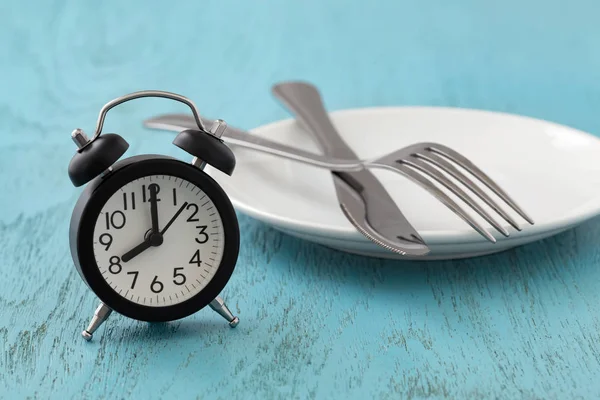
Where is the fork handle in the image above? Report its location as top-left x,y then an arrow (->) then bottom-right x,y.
272,82 -> 357,159
220,123 -> 363,170
143,114 -> 363,170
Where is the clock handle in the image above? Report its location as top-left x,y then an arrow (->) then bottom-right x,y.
77,90 -> 209,151
68,90 -> 213,187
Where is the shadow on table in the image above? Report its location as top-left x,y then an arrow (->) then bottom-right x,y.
109,319 -> 237,343
257,215 -> 600,295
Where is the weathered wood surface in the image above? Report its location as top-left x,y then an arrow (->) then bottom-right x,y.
2,1 -> 600,398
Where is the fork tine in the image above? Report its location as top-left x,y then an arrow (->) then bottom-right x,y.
425,143 -> 534,225
415,151 -> 522,231
403,158 -> 510,237
390,163 -> 497,243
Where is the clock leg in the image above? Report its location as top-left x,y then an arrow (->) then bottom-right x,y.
209,296 -> 239,327
81,302 -> 113,341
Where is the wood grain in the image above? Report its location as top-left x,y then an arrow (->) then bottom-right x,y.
2,0 -> 600,398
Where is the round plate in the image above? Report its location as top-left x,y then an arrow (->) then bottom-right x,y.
205,107 -> 600,260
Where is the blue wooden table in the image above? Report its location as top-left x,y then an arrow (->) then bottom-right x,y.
2,1 -> 600,398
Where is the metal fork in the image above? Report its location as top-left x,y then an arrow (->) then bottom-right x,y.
345,141 -> 534,242
145,115 -> 534,243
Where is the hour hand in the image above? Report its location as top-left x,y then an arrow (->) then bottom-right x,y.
121,230 -> 164,262
121,240 -> 152,263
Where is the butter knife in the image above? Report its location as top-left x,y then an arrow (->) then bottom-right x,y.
271,81 -> 429,256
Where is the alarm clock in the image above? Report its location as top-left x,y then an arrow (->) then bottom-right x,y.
68,90 -> 240,341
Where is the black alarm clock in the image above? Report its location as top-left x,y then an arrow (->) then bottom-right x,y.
68,91 -> 240,341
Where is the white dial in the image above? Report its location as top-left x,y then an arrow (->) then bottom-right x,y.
92,174 -> 224,307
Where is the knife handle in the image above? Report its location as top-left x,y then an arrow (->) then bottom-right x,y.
271,81 -> 357,159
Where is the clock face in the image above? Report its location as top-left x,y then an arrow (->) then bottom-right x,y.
92,174 -> 225,307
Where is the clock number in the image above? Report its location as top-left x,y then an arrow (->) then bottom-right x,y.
150,275 -> 164,293
105,211 -> 126,230
186,203 -> 199,222
123,192 -> 136,210
142,184 -> 161,202
173,188 -> 177,206
172,268 -> 186,285
108,256 -> 122,274
189,249 -> 202,266
195,225 -> 209,244
127,271 -> 139,289
99,233 -> 113,251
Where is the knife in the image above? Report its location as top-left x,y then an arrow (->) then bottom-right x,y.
271,81 -> 429,256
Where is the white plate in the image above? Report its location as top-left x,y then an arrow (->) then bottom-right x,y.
205,107 -> 600,259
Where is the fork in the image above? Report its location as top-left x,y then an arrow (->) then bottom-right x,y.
331,141 -> 534,242
145,115 -> 534,243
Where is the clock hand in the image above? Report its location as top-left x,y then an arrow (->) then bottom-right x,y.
121,230 -> 164,262
122,195 -> 183,263
121,184 -> 162,263
161,201 -> 189,235
148,183 -> 160,233
121,239 -> 152,262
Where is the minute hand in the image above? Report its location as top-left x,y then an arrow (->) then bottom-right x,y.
161,202 -> 188,235
149,184 -> 160,233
